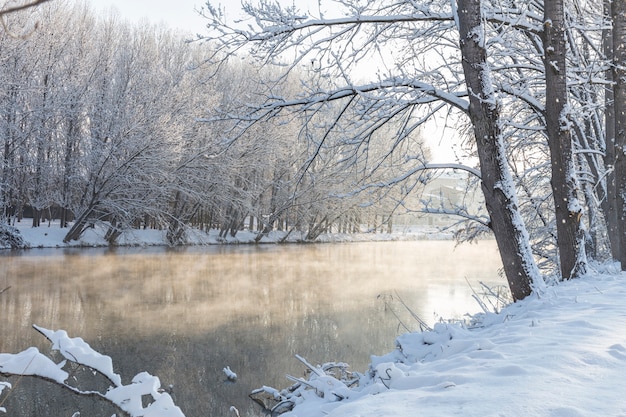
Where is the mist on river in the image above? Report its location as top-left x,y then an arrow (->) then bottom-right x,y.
0,240 -> 503,416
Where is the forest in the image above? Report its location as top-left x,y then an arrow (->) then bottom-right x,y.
0,0 -> 419,248
1,0 -> 625,300
1,1 -> 626,416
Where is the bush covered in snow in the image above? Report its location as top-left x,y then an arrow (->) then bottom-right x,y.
0,223 -> 27,249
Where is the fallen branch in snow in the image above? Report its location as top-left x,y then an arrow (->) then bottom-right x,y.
252,324 -> 470,414
250,357 -> 359,415
0,325 -> 185,417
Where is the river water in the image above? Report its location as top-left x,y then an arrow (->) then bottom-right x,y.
0,240 -> 503,416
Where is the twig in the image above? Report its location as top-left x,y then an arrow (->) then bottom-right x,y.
466,277 -> 490,314
0,286 -> 10,295
380,297 -> 412,333
0,0 -> 51,16
294,354 -> 324,377
31,325 -> 121,388
0,349 -> 37,410
394,291 -> 432,332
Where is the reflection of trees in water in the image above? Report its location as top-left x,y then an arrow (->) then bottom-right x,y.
0,242 -> 500,416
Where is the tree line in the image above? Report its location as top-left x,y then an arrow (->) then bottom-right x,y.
0,0 -> 416,246
202,0 -> 626,299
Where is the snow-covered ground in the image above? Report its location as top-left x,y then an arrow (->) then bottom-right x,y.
272,265 -> 626,417
7,220 -> 452,248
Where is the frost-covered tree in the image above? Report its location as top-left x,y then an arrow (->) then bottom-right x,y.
199,0 -> 619,294
456,0 -> 540,298
200,0 -> 551,299
0,0 -> 409,245
611,0 -> 626,269
603,0 -> 619,260
541,0 -> 587,278
62,16 -> 179,243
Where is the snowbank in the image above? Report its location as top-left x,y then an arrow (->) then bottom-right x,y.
266,265 -> 626,417
4,220 -> 453,249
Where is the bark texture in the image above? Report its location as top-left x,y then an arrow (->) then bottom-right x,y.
612,0 -> 626,269
542,0 -> 587,279
457,0 -> 540,300
603,0 -> 619,260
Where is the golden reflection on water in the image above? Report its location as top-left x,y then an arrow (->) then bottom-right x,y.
0,241 -> 503,416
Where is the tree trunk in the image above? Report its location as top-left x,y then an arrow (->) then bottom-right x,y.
457,0 -> 541,301
63,205 -> 95,243
611,0 -> 626,269
542,0 -> 587,279
255,172 -> 282,242
602,0 -> 619,260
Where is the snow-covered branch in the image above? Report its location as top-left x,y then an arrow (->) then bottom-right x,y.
242,13 -> 455,41
0,326 -> 185,417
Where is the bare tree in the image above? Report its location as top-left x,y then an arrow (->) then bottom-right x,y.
541,0 -> 587,278
457,0 -> 540,299
201,0 -> 547,299
612,0 -> 626,268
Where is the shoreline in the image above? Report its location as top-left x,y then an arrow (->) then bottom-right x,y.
3,220 -> 458,251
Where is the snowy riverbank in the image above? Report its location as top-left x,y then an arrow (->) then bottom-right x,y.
5,220 -> 454,249
271,265 -> 626,417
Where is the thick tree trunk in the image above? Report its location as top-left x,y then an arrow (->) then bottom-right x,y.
457,0 -> 541,301
612,0 -> 626,269
603,0 -> 619,260
63,205 -> 95,243
542,0 -> 587,279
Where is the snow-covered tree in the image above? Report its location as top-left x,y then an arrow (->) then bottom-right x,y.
611,0 -> 626,269
542,0 -> 587,278
200,0 -> 550,299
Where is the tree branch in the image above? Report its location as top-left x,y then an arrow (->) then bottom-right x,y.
0,0 -> 51,16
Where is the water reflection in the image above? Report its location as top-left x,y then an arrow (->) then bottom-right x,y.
0,241 -> 503,416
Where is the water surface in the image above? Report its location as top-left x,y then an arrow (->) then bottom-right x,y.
0,240 -> 504,416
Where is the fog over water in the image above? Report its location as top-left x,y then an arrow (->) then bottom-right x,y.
0,240 -> 503,416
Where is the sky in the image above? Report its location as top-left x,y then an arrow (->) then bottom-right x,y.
87,0 -> 209,35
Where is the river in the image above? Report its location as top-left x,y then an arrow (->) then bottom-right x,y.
0,240 -> 504,416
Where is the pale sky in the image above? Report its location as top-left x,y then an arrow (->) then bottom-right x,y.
87,0 -> 208,35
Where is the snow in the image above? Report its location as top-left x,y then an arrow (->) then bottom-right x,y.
5,219 -> 453,249
223,366 -> 238,381
0,382 -> 6,413
105,372 -> 184,417
0,347 -> 68,384
1,325 -> 184,417
33,325 -> 122,387
271,266 -> 626,417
